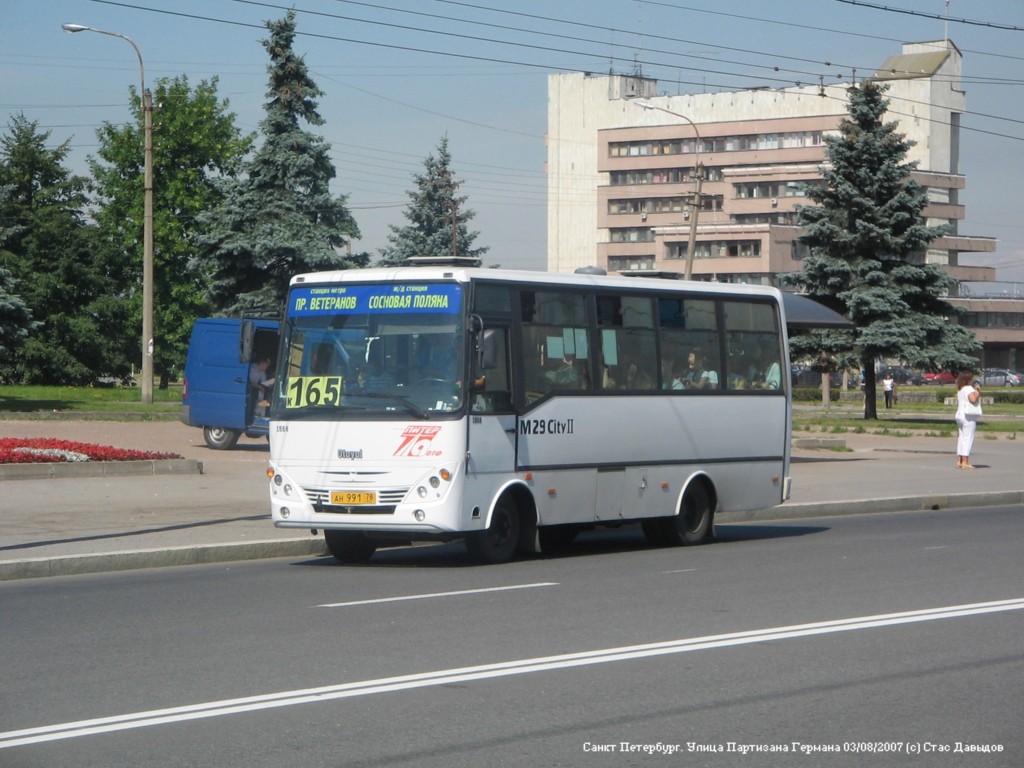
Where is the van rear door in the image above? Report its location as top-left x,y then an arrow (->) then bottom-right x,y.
184,320 -> 250,431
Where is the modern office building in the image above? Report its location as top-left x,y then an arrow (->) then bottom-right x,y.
546,40 -> 1022,368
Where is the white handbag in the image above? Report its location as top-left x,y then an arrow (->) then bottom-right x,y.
963,396 -> 983,419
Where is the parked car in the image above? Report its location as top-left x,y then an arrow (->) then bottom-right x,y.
790,364 -> 835,387
878,367 -> 923,385
923,371 -> 956,385
978,368 -> 1021,387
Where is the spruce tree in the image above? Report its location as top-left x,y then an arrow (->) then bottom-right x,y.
0,116 -> 125,384
786,82 -> 978,419
0,187 -> 35,363
379,137 -> 487,266
194,10 -> 360,315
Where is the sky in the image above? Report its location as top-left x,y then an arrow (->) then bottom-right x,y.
3,0 -> 1024,286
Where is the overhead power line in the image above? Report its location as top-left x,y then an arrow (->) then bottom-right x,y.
834,0 -> 1024,32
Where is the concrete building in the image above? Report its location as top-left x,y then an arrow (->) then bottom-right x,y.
546,40 -> 1022,369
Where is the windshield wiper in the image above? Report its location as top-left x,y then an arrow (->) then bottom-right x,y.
352,392 -> 431,420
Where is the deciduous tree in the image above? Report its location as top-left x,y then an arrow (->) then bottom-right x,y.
91,76 -> 253,387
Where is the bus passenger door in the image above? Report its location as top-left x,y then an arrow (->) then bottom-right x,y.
466,327 -> 517,484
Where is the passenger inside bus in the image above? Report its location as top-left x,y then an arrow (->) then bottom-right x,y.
684,347 -> 719,389
544,352 -> 582,388
758,345 -> 782,389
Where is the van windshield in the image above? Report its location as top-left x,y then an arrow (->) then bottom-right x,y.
272,282 -> 465,419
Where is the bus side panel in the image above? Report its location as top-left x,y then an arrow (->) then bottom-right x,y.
517,395 -> 788,515
528,468 -> 598,527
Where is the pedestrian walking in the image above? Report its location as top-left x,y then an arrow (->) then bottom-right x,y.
883,371 -> 895,409
954,371 -> 982,469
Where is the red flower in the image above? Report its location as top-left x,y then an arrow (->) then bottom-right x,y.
0,438 -> 184,464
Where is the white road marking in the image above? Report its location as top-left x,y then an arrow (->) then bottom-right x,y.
3,596 -> 1023,750
317,582 -> 560,608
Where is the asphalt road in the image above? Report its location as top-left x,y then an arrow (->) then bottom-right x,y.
2,506 -> 1022,768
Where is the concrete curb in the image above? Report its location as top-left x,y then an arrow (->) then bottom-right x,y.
3,490 -> 1022,581
0,538 -> 328,581
0,459 -> 203,480
718,490 -> 1024,522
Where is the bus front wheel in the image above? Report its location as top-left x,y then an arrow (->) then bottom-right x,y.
324,530 -> 377,564
466,496 -> 520,564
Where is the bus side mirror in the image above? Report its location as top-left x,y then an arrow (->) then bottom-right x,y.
479,328 -> 499,371
240,320 -> 255,363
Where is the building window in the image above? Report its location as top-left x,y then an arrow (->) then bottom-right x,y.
668,240 -> 762,260
609,256 -> 656,272
609,227 -> 655,243
609,130 -> 824,159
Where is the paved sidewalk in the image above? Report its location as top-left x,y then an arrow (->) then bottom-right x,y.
1,418 -> 1022,580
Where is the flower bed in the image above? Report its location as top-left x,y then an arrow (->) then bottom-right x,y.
0,438 -> 183,464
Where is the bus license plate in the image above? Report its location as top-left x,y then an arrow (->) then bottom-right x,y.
330,491 -> 376,506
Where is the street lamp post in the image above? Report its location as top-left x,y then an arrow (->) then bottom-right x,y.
62,23 -> 154,404
633,100 -> 704,280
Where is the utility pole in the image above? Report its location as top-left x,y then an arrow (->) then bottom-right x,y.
633,100 -> 704,280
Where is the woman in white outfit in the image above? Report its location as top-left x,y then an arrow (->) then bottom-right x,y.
954,371 -> 982,469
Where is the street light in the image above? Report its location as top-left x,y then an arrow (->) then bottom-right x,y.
62,23 -> 154,404
633,99 -> 704,280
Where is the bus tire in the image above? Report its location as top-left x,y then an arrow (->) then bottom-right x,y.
666,481 -> 713,546
203,426 -> 239,450
465,495 -> 520,564
324,530 -> 377,564
538,524 -> 579,552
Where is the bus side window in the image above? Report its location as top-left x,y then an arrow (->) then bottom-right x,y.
598,295 -> 657,391
521,290 -> 590,398
723,301 -> 782,391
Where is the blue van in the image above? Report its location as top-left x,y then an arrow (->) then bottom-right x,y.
180,317 -> 280,449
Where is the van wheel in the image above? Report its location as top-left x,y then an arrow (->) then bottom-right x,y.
665,482 -> 713,546
465,495 -> 520,564
203,426 -> 240,450
324,530 -> 377,564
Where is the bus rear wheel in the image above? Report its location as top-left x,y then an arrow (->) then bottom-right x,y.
465,495 -> 520,564
324,530 -> 377,564
644,482 -> 713,547
668,482 -> 712,546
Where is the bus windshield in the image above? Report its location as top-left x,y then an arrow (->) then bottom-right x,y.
273,281 -> 465,419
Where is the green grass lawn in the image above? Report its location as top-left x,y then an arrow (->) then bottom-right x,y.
2,384 -> 1022,436
794,398 -> 1024,438
0,384 -> 181,416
